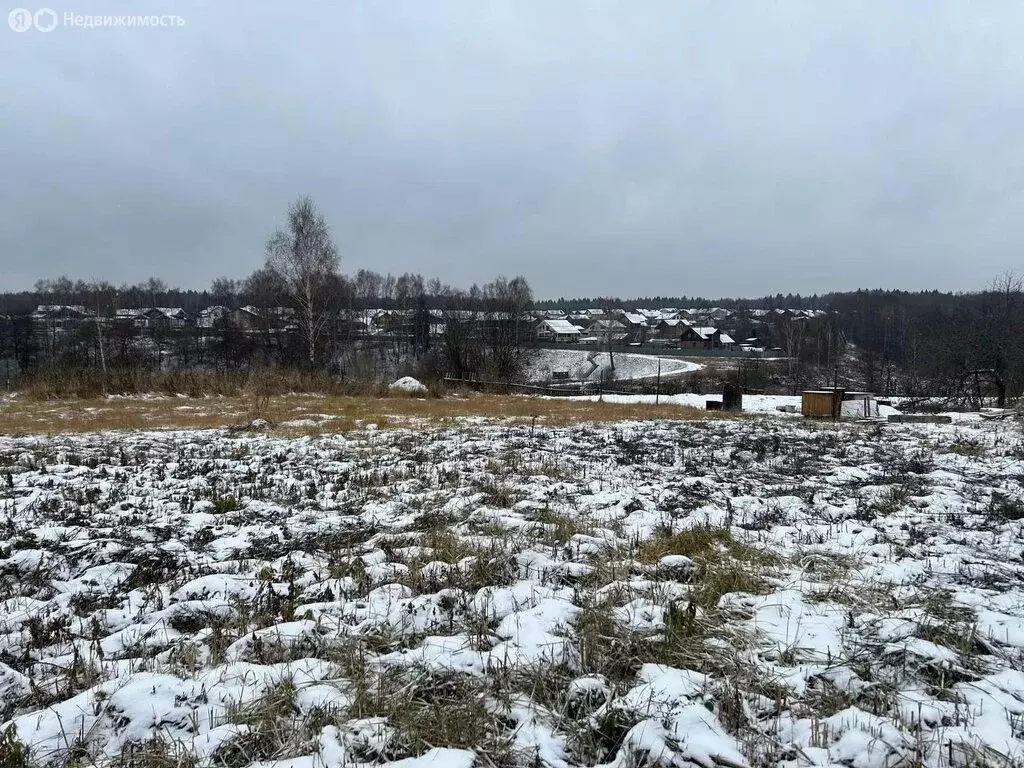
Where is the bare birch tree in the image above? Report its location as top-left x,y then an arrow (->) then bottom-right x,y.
986,270 -> 1023,405
264,196 -> 340,367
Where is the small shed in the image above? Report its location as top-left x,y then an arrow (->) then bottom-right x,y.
802,389 -> 879,419
802,390 -> 842,418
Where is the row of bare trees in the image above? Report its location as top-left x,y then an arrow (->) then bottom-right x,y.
1,197 -> 537,385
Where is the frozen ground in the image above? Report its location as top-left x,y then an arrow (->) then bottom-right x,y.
2,414 -> 1024,768
526,349 -> 700,383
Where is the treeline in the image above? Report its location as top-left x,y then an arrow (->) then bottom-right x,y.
0,273 -> 538,385
0,197 -> 538,389
534,294 -> 827,310
4,272 -> 529,316
824,279 -> 1024,405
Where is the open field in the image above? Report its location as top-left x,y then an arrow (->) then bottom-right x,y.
0,393 -> 723,435
2,405 -> 1024,768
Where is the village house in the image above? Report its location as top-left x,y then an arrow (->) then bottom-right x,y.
566,311 -> 591,327
157,308 -> 189,329
653,318 -> 685,338
535,318 -> 582,343
226,306 -> 263,332
114,307 -> 189,331
197,306 -> 230,329
613,311 -> 648,343
31,305 -> 95,329
678,325 -> 735,350
587,318 -> 629,344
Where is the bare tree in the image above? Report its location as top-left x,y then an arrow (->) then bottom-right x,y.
986,270 -> 1023,406
438,288 -> 480,379
507,276 -> 534,352
210,277 -> 238,307
143,277 -> 167,307
53,275 -> 75,301
264,196 -> 341,367
354,269 -> 382,330
477,276 -> 536,381
242,267 -> 287,308
87,280 -> 115,381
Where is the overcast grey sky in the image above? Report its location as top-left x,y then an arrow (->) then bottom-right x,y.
3,1 -> 1024,298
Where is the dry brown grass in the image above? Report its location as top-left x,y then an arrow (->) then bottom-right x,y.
15,368 -> 357,400
0,392 -> 734,434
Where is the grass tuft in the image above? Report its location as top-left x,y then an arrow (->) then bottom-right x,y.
639,526 -> 778,607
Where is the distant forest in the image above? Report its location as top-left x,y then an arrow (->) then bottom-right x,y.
533,294 -> 827,310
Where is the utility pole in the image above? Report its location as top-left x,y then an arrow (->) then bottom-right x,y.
93,289 -> 107,387
655,357 -> 661,405
832,313 -> 840,392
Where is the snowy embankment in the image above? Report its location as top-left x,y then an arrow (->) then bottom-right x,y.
2,416 -> 1024,767
526,348 -> 701,383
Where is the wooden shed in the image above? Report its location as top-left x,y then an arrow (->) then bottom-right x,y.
801,390 -> 843,418
802,389 -> 879,419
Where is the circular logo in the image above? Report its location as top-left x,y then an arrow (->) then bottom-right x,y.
8,7 -> 33,31
33,7 -> 56,31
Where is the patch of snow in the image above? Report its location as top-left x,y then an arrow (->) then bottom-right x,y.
389,376 -> 428,394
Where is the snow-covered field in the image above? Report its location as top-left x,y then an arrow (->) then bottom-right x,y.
526,349 -> 700,383
3,414 -> 1024,768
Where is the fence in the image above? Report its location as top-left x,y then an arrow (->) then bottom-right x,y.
442,377 -> 644,398
531,341 -> 755,359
